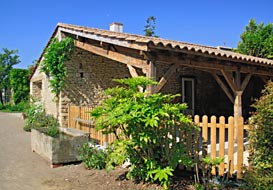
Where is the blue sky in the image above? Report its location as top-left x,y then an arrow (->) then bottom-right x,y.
1,0 -> 273,69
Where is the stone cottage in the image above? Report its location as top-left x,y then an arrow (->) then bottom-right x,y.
30,22 -> 273,127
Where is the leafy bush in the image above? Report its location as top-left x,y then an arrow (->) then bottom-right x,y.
105,140 -> 127,171
242,170 -> 273,190
91,77 -> 195,189
246,81 -> 273,189
79,142 -> 109,170
0,101 -> 30,112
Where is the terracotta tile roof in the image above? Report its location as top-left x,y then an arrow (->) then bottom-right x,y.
58,23 -> 273,66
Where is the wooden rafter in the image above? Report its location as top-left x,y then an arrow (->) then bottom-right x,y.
221,69 -> 237,93
154,64 -> 179,93
212,74 -> 234,103
241,73 -> 252,92
60,27 -> 148,51
127,65 -> 139,77
127,65 -> 144,92
75,40 -> 147,69
151,52 -> 273,76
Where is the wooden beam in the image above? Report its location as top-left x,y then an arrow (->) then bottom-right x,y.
154,64 -> 179,93
221,70 -> 237,93
149,44 -> 273,69
241,73 -> 252,92
60,27 -> 148,51
146,61 -> 156,94
75,40 -> 147,69
127,65 -> 139,77
127,65 -> 144,92
235,70 -> 241,89
212,74 -> 234,103
150,52 -> 273,76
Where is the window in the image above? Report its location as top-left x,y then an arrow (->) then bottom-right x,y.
182,78 -> 195,115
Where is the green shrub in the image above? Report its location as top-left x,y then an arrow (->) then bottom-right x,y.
0,101 -> 30,112
243,170 -> 273,190
91,77 -> 195,189
245,81 -> 273,189
79,142 -> 109,170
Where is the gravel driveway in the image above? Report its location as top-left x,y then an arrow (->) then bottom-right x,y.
0,112 -> 85,190
0,112 -> 163,190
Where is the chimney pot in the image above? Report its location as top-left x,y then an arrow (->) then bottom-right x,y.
109,22 -> 123,32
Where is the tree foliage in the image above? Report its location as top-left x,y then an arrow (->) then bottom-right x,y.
91,77 -> 195,189
0,48 -> 20,104
41,37 -> 74,98
237,19 -> 273,59
246,81 -> 273,189
250,81 -> 273,172
144,16 -> 159,37
9,68 -> 30,104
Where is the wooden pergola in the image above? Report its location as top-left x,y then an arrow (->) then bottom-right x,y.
55,23 -> 273,119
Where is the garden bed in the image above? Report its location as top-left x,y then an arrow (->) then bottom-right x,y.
31,127 -> 89,166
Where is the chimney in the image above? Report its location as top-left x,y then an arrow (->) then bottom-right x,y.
109,22 -> 123,32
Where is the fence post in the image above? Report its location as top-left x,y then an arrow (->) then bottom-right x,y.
194,115 -> 200,167
211,116 -> 217,175
228,116 -> 234,177
236,116 -> 244,179
202,115 -> 208,159
219,116 -> 225,175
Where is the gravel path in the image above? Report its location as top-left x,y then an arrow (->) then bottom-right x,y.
0,112 -> 163,190
0,112 -> 82,190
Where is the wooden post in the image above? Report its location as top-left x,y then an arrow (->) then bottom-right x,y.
146,61 -> 156,95
202,115 -> 208,158
228,117 -> 234,177
211,116 -> 217,174
234,91 -> 242,141
236,116 -> 244,179
234,91 -> 242,118
219,116 -> 225,175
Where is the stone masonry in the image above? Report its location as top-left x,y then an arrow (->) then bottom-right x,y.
59,47 -> 131,126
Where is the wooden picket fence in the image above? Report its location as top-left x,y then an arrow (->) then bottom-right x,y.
68,105 -> 249,179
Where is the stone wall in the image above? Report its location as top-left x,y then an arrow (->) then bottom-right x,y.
60,47 -> 131,126
30,63 -> 58,117
32,81 -> 42,101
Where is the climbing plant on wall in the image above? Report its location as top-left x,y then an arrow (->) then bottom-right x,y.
41,37 -> 74,98
41,37 -> 74,119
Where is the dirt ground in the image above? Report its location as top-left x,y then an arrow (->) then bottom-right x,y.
0,112 -> 195,190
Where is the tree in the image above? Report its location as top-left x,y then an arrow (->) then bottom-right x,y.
236,19 -> 273,59
9,68 -> 30,104
0,48 -> 20,104
144,16 -> 159,37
